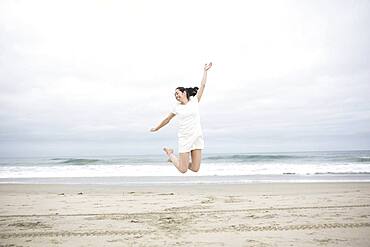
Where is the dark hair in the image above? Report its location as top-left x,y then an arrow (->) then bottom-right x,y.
176,86 -> 199,100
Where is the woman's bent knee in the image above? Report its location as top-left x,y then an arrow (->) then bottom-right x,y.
179,167 -> 188,173
178,152 -> 190,174
190,167 -> 200,172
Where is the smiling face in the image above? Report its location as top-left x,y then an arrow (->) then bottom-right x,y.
174,89 -> 186,102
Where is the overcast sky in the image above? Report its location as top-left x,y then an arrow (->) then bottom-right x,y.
0,0 -> 369,157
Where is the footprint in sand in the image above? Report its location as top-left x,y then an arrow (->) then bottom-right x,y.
224,196 -> 242,203
201,196 -> 216,204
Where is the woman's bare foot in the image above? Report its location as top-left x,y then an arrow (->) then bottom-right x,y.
163,147 -> 174,155
163,147 -> 174,162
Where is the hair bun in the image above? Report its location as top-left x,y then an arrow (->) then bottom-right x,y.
189,87 -> 199,96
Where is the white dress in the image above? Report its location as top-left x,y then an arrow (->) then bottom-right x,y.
172,95 -> 204,153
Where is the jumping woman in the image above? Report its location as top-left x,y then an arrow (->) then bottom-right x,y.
150,62 -> 212,173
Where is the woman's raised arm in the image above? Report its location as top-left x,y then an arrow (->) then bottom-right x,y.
197,62 -> 212,102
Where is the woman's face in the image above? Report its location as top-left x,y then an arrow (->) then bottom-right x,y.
174,89 -> 185,102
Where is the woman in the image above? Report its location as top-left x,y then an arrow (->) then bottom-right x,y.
150,62 -> 212,173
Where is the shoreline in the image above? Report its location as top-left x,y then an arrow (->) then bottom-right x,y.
1,173 -> 370,186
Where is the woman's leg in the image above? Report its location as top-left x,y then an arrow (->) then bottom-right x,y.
163,147 -> 189,173
189,149 -> 202,172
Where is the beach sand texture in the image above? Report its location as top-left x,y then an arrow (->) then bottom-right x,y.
1,183 -> 370,246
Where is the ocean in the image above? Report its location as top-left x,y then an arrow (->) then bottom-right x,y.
1,150 -> 370,185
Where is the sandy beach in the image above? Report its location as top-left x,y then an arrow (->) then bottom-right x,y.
1,182 -> 370,246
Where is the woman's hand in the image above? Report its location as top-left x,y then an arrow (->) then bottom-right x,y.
150,127 -> 158,132
204,62 -> 212,71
